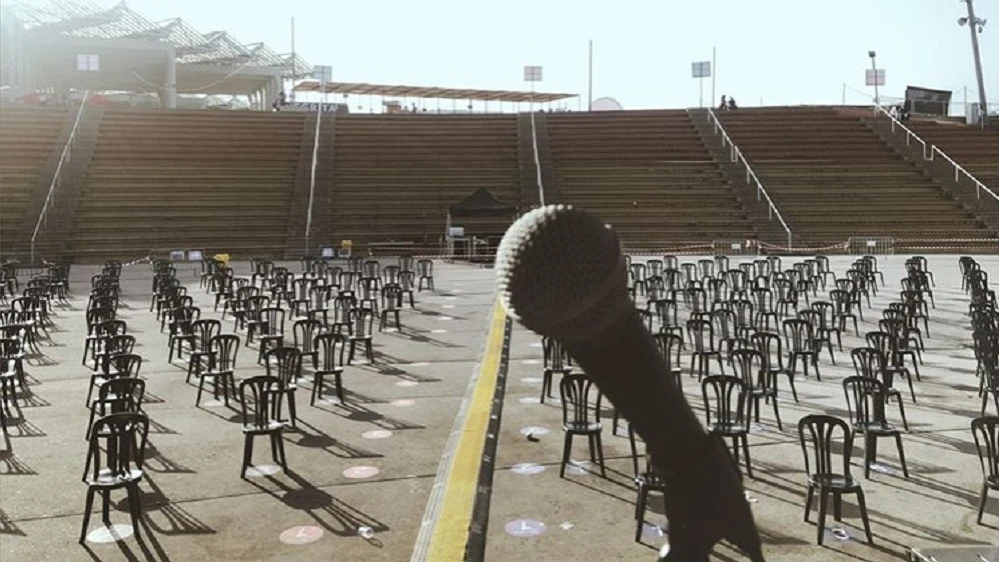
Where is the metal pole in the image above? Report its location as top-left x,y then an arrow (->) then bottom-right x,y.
290,17 -> 296,103
699,76 -> 704,108
842,83 -> 846,105
870,55 -> 880,106
964,0 -> 989,127
587,40 -> 593,110
711,46 -> 716,107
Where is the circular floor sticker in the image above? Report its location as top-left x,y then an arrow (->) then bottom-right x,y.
828,528 -> 851,541
343,466 -> 379,479
383,328 -> 399,333
505,519 -> 547,538
518,397 -> 541,404
279,525 -> 324,545
566,461 -> 592,476
362,429 -> 393,440
511,463 -> 546,475
390,399 -> 415,407
438,316 -> 454,321
87,524 -> 134,544
870,463 -> 895,475
395,380 -> 419,388
401,362 -> 431,367
432,329 -> 448,334
521,377 -> 543,384
442,304 -> 455,309
245,464 -> 282,477
521,359 -> 541,365
200,399 -> 225,408
519,426 -> 550,437
445,296 -> 458,301
529,342 -> 543,348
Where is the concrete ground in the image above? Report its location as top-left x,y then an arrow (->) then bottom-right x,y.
1,254 -> 997,562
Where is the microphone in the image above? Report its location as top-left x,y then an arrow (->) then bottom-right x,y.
496,205 -> 765,562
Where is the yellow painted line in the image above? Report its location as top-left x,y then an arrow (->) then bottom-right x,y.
425,298 -> 507,561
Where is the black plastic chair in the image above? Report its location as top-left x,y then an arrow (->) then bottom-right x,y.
195,334 -> 240,406
843,376 -> 910,479
559,374 -> 606,478
264,347 -> 302,429
541,336 -> 573,404
799,414 -> 873,545
79,413 -> 149,543
701,375 -> 753,477
851,347 -> 909,431
312,332 -> 348,404
238,375 -> 288,478
972,416 -> 999,525
730,348 -> 782,431
86,378 -> 145,440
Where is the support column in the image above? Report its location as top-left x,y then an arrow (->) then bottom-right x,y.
163,46 -> 177,109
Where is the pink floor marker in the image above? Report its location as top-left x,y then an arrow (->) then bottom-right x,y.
279,525 -> 324,545
343,466 -> 380,479
505,519 -> 546,538
395,380 -> 419,388
362,429 -> 393,440
390,399 -> 416,407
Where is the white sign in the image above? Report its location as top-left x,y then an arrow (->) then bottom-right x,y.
313,65 -> 332,84
865,69 -> 885,86
691,61 -> 712,78
169,250 -> 185,261
524,65 -> 543,82
866,240 -> 877,247
188,250 -> 203,261
284,101 -> 339,113
321,247 -> 334,258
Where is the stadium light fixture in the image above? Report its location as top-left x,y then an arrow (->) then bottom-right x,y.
867,51 -> 880,106
958,0 -> 989,127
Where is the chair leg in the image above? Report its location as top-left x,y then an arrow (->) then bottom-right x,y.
857,490 -> 874,544
241,434 -> 254,478
127,483 -> 142,540
864,434 -> 874,479
335,371 -> 344,402
741,434 -> 753,478
894,433 -> 910,478
771,393 -> 783,431
311,374 -> 322,405
978,482 -> 990,524
80,487 -> 96,543
896,395 -> 910,431
635,484 -> 648,542
816,490 -> 829,545
101,489 -> 111,526
833,493 -> 842,522
195,376 -> 206,406
594,432 -> 607,478
560,433 -> 573,478
804,485 -> 814,522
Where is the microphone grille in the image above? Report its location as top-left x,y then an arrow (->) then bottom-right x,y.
495,205 -> 630,342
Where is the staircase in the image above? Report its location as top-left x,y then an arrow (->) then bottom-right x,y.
18,105 -> 103,262
284,112 -> 335,259
864,115 -> 999,235
517,111 -> 556,208
687,108 -> 791,247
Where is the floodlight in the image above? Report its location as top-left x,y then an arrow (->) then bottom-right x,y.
868,50 -> 876,58
958,16 -> 968,25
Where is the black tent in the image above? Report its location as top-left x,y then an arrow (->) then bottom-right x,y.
448,188 -> 517,216
445,188 -> 517,262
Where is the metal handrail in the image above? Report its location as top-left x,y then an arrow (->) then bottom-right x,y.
31,91 -> 89,263
304,109 -> 322,256
871,104 -> 932,159
872,103 -> 999,203
530,109 -> 545,205
705,108 -> 793,249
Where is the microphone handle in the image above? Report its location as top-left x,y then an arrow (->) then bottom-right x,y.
560,308 -> 765,562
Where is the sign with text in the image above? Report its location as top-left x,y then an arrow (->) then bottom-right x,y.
691,61 -> 711,78
523,66 -> 543,82
283,101 -> 343,113
865,69 -> 885,86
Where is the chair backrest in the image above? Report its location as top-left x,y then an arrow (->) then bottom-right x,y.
83,413 -> 149,482
191,319 -> 222,349
107,353 -> 143,378
701,375 -> 748,429
352,308 -> 375,338
782,318 -> 814,352
294,318 -> 323,352
265,346 -> 302,384
653,332 -> 682,372
850,347 -> 885,379
239,375 -> 284,430
842,375 -> 888,426
798,414 -> 853,478
729,348 -> 763,388
417,259 -> 433,277
314,332 -> 347,371
210,334 -> 240,371
261,307 -> 285,334
96,378 -> 145,414
686,318 -> 715,352
559,373 -> 602,427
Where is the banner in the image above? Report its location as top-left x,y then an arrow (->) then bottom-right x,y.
282,101 -> 346,114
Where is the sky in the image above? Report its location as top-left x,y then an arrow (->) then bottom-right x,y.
8,0 -> 998,110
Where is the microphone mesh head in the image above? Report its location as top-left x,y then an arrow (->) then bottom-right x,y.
495,205 -> 631,343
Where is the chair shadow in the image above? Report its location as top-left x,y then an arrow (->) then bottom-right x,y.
0,448 -> 36,475
248,469 -> 390,539
3,416 -> 46,438
113,476 -> 216,537
330,402 -> 425,431
146,418 -> 178,435
0,508 -> 25,536
291,419 -> 384,460
144,443 -> 197,475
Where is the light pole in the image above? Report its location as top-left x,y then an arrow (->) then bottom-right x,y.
958,0 -> 989,127
868,51 -> 880,106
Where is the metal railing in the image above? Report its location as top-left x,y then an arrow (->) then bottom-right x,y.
31,91 -> 89,263
871,104 -> 932,159
530,109 -> 546,205
705,108 -> 793,249
871,103 -> 999,222
304,108 -> 322,256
